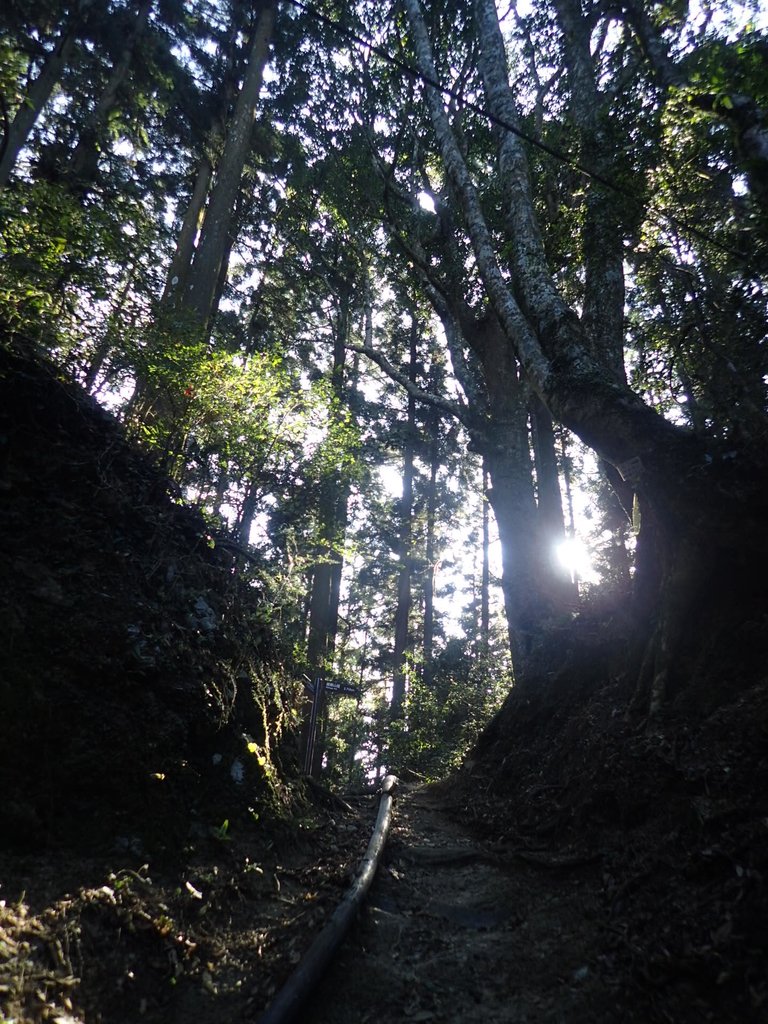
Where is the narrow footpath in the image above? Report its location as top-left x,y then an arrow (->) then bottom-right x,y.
305,784 -> 618,1024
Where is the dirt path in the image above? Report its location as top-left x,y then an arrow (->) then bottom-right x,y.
304,784 -> 619,1024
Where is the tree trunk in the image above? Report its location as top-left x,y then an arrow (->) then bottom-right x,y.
391,316 -> 418,717
468,315 -> 573,672
161,155 -> 214,308
483,394 -> 544,669
66,0 -> 154,190
304,287 -> 355,773
182,0 -> 276,330
551,0 -> 627,382
405,0 -> 768,710
0,17 -> 81,186
305,562 -> 332,777
212,462 -> 229,519
160,0 -> 247,314
422,436 -> 439,688
307,561 -> 334,672
530,395 -> 578,603
237,480 -> 260,547
480,457 -> 490,652
404,0 -> 734,541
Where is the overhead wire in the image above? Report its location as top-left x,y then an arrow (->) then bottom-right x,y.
283,0 -> 751,263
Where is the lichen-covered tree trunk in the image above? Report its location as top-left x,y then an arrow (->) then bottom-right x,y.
551,0 -> 627,381
403,0 -> 768,706
403,0 -> 729,536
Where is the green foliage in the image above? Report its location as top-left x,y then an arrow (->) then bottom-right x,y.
386,644 -> 510,780
0,174 -> 168,371
685,27 -> 768,102
0,32 -> 28,110
0,183 -> 80,340
210,819 -> 232,842
322,696 -> 371,787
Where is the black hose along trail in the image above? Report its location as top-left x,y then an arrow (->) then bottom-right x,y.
256,775 -> 399,1024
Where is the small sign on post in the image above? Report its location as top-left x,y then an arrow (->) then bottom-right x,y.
324,679 -> 362,698
303,676 -> 325,776
302,676 -> 362,777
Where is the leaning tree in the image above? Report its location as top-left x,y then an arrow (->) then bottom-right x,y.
311,0 -> 768,704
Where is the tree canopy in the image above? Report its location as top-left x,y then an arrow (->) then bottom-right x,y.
1,0 -> 767,774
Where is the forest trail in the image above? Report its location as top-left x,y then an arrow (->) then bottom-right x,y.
305,784 -> 613,1024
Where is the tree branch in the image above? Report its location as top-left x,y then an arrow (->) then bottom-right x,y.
347,340 -> 475,430
403,0 -> 553,392
369,143 -> 493,421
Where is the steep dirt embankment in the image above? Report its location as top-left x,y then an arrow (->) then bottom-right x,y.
0,343 -> 375,1024
449,637 -> 768,1022
0,343 -> 289,850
